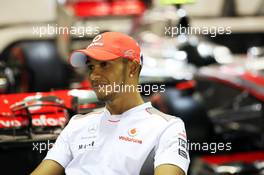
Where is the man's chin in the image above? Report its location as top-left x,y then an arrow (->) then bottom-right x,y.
95,92 -> 113,102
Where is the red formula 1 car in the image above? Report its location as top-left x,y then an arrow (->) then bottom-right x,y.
0,88 -> 103,175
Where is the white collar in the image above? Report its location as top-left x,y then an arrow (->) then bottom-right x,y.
103,102 -> 152,120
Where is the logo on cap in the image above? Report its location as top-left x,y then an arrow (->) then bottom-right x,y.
124,49 -> 136,59
88,34 -> 104,48
93,34 -> 102,42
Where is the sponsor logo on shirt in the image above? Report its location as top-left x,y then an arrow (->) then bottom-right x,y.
81,135 -> 96,139
178,138 -> 187,149
88,124 -> 98,134
128,128 -> 138,137
119,136 -> 142,144
178,148 -> 188,159
79,124 -> 98,141
119,128 -> 142,144
78,141 -> 95,150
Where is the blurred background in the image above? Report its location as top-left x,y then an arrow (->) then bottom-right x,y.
0,0 -> 264,175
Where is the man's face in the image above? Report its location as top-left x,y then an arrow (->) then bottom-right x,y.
86,58 -> 127,101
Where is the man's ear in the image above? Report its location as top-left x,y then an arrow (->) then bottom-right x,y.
129,60 -> 140,77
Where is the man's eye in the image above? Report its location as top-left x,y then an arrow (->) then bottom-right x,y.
87,65 -> 95,72
100,62 -> 108,68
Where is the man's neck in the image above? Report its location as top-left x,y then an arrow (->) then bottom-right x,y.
105,92 -> 144,115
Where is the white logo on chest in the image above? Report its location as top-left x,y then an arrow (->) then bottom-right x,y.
88,124 -> 98,134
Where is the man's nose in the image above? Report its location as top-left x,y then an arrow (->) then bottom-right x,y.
89,66 -> 101,80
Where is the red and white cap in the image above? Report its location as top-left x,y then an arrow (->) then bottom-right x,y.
69,32 -> 142,67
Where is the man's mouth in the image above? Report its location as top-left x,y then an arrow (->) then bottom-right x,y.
91,82 -> 109,89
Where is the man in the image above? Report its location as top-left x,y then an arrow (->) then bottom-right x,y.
31,32 -> 190,175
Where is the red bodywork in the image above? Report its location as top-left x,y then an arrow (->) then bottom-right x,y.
197,58 -> 264,101
0,90 -> 72,129
0,87 -> 98,130
70,0 -> 146,17
202,151 -> 264,165
196,151 -> 264,174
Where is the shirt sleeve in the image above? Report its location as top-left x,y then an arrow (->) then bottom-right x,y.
44,121 -> 73,168
154,119 -> 190,175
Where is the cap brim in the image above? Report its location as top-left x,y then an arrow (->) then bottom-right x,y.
69,49 -> 120,68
